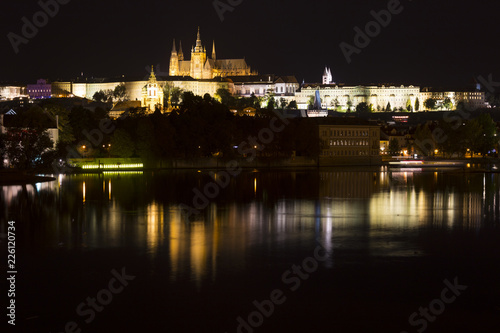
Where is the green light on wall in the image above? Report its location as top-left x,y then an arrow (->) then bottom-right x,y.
81,164 -> 144,169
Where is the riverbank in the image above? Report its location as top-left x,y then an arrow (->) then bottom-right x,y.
63,156 -> 382,173
0,169 -> 56,185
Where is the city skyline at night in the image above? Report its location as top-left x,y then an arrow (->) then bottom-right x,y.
2,0 -> 500,89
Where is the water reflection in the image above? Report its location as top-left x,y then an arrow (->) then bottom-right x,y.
1,169 -> 499,286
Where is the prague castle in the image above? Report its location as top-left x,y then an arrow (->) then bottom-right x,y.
3,27 -> 487,114
169,28 -> 255,79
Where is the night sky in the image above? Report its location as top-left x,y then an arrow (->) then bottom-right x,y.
2,0 -> 499,88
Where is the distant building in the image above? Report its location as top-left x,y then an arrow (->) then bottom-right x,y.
380,128 -> 408,155
230,74 -> 299,98
296,84 -> 420,111
419,88 -> 485,110
109,101 -> 142,119
0,85 -> 25,100
27,79 -> 52,99
322,67 -> 334,85
293,70 -> 488,112
51,81 -> 73,98
318,118 -> 381,165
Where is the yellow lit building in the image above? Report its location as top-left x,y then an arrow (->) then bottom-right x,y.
142,66 -> 164,112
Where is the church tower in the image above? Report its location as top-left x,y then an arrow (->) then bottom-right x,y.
143,66 -> 164,112
322,67 -> 333,85
169,39 -> 179,76
212,40 -> 216,60
190,27 -> 207,79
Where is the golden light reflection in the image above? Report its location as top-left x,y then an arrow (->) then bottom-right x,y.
169,211 -> 181,281
108,179 -> 112,200
190,222 -> 207,286
147,202 -> 164,255
254,177 -> 257,194
83,182 -> 86,203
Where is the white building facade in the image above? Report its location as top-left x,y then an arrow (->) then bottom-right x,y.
293,84 -> 486,111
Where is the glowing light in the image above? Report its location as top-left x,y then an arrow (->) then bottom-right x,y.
108,179 -> 112,200
83,182 -> 86,203
81,163 -> 144,169
102,171 -> 143,175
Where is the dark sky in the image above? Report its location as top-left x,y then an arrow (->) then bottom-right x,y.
1,0 -> 499,88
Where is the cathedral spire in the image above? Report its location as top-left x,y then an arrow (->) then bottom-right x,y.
150,65 -> 157,81
195,27 -> 203,52
212,40 -> 216,60
172,39 -> 177,54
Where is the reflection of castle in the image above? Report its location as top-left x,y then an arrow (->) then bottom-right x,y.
169,28 -> 255,79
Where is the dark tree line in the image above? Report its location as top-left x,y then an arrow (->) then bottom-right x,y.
414,113 -> 498,157
108,92 -> 319,160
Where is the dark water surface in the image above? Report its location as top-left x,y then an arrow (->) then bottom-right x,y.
1,168 -> 500,333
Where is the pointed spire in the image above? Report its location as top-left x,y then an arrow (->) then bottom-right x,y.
172,39 -> 177,54
195,27 -> 203,52
150,65 -> 157,81
178,40 -> 184,60
212,40 -> 216,60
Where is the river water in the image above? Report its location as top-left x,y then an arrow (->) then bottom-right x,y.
1,167 -> 499,332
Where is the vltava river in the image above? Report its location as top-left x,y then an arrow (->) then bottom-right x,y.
1,168 -> 499,332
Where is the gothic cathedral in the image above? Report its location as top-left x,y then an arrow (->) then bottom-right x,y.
169,28 -> 256,79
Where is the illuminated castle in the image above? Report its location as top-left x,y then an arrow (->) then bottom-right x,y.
169,28 -> 256,79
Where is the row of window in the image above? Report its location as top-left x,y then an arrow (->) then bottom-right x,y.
328,139 -> 370,147
236,86 -> 297,95
321,150 -> 373,157
322,129 -> 373,137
